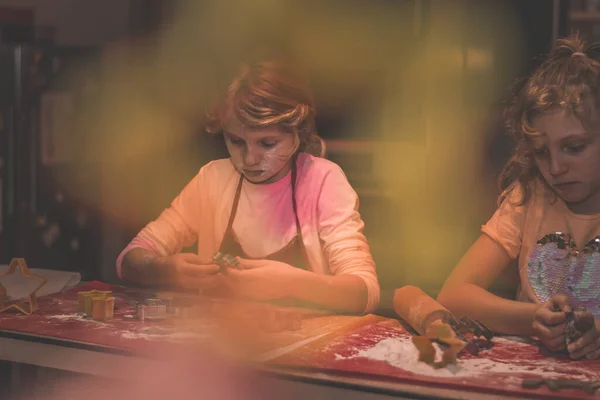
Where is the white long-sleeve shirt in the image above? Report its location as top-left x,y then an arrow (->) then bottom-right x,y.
116,152 -> 380,313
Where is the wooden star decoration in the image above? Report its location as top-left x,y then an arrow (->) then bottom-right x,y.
0,258 -> 48,314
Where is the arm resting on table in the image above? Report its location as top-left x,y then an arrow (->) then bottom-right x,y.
289,271 -> 369,314
437,234 -> 537,336
315,165 -> 380,314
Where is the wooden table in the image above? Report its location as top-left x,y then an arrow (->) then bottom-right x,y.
0,282 -> 598,400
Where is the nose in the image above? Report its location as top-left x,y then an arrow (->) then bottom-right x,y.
243,146 -> 260,167
549,153 -> 568,177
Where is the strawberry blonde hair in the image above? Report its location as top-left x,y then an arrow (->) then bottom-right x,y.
206,57 -> 325,157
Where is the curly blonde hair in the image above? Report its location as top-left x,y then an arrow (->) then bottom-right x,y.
206,58 -> 325,157
500,34 -> 600,205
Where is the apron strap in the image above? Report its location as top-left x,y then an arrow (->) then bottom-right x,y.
290,154 -> 303,241
220,155 -> 306,256
221,174 -> 244,246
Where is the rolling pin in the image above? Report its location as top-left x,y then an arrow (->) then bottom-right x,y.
393,285 -> 452,335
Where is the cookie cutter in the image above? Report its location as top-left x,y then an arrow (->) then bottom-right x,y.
0,258 -> 48,315
448,316 -> 494,355
212,252 -> 240,274
412,322 -> 467,368
126,298 -> 167,320
564,306 -> 595,352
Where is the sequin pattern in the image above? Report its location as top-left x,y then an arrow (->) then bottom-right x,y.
528,233 -> 600,318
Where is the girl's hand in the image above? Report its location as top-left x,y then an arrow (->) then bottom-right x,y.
223,258 -> 303,301
567,315 -> 600,360
161,253 -> 222,290
532,294 -> 572,352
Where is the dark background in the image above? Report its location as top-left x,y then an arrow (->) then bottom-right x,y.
0,0 -> 588,298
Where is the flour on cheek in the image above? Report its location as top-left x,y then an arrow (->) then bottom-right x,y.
256,142 -> 295,181
227,134 -> 297,183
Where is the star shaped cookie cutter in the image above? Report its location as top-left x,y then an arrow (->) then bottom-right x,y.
0,258 -> 48,314
412,316 -> 495,368
412,322 -> 467,368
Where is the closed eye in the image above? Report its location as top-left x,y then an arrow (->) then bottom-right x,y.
533,147 -> 548,157
260,141 -> 277,148
225,134 -> 245,146
563,144 -> 586,153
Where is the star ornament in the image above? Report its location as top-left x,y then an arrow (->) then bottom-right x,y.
0,258 -> 48,314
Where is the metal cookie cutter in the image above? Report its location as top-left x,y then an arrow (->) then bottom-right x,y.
563,306 -> 595,352
448,316 -> 494,355
125,298 -> 167,321
143,298 -> 167,320
212,252 -> 240,274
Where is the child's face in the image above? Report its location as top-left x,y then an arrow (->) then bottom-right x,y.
223,122 -> 297,184
531,110 -> 600,214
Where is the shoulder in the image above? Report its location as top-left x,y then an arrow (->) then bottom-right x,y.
192,158 -> 238,186
198,158 -> 236,178
297,153 -> 348,183
485,180 -> 547,242
499,180 -> 546,212
184,158 -> 237,198
296,153 -> 358,209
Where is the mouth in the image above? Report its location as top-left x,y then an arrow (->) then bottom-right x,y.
554,181 -> 579,189
242,169 -> 264,177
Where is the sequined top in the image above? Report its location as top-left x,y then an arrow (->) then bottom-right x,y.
482,183 -> 600,317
